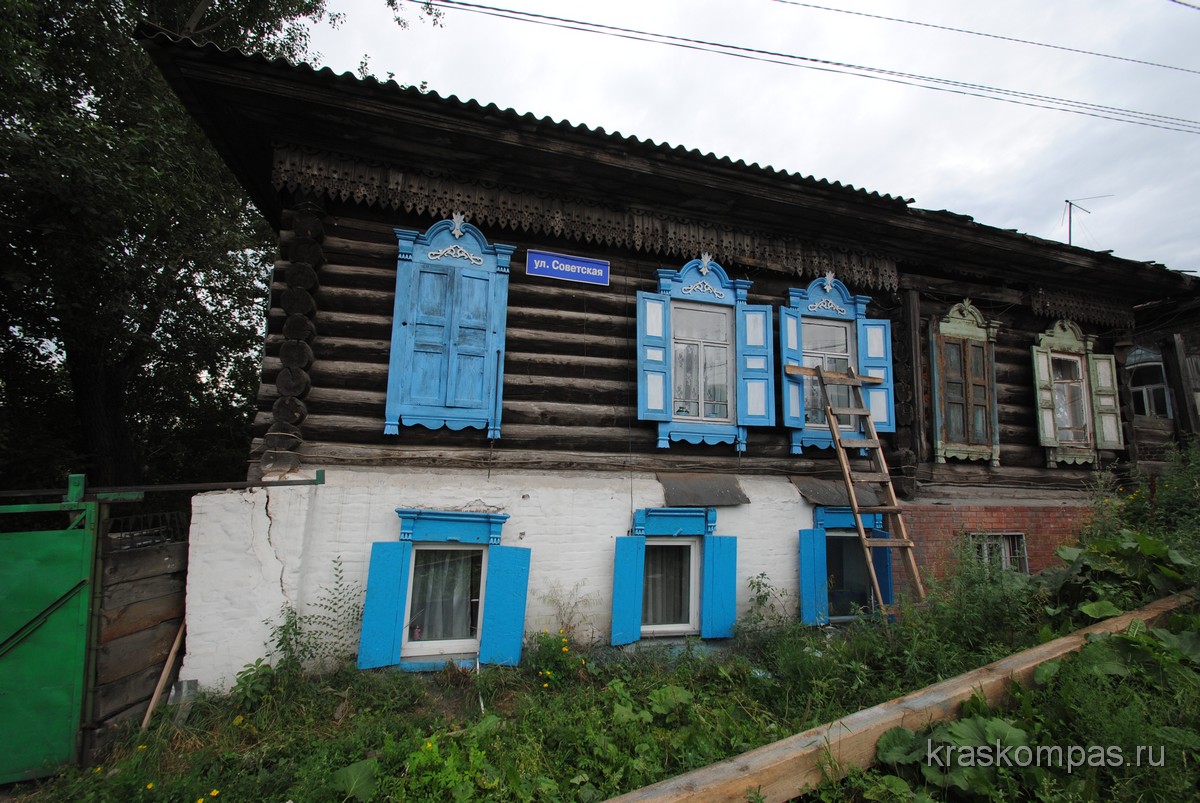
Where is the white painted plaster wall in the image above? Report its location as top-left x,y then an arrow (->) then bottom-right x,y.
180,467 -> 813,690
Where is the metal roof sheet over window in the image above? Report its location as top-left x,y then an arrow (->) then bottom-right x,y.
788,476 -> 882,508
656,473 -> 749,507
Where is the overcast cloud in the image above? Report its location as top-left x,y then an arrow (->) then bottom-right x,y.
305,0 -> 1200,276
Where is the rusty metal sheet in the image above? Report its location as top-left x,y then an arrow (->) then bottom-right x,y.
656,473 -> 750,507
788,476 -> 882,508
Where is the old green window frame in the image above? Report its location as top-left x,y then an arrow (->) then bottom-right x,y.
929,300 -> 1000,466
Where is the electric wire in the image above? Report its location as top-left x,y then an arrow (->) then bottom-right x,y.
774,0 -> 1200,76
414,0 -> 1200,135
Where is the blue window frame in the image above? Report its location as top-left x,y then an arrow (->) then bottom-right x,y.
610,507 -> 737,645
358,509 -> 530,671
385,216 -> 516,438
636,256 -> 775,452
779,275 -> 895,454
798,507 -> 893,625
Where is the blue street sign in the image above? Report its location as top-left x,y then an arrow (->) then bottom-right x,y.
526,250 -> 610,286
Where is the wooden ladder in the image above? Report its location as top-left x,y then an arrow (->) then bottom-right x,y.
807,365 -> 927,613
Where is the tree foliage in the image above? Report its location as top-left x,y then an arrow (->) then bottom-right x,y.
0,1 -> 433,488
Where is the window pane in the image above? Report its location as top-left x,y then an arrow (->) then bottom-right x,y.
703,344 -> 729,419
972,404 -> 988,442
947,402 -> 965,441
1130,365 -> 1164,387
1052,357 -> 1089,442
673,342 -> 699,417
804,321 -> 849,353
945,341 -> 963,377
674,306 -> 729,341
969,343 -> 986,378
1151,387 -> 1168,416
643,543 -> 691,626
826,535 -> 872,616
408,549 -> 482,642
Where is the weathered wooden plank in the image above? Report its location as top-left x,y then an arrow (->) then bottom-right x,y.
288,441 -> 820,475
101,543 -> 187,586
101,573 -> 185,609
98,593 -> 185,644
91,665 -> 161,722
611,590 -> 1196,802
95,619 -> 182,685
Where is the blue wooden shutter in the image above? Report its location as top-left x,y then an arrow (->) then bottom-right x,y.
446,268 -> 491,410
637,292 -> 672,422
700,535 -> 737,638
610,536 -> 646,645
409,265 -> 454,407
478,545 -> 531,666
736,305 -> 775,428
779,306 -> 806,430
857,318 -> 895,433
357,541 -> 413,669
798,528 -> 828,625
869,529 -> 894,606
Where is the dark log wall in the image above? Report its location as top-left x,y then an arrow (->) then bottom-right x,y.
252,196 -> 1105,490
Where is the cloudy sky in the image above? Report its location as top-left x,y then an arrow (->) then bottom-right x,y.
306,0 -> 1200,276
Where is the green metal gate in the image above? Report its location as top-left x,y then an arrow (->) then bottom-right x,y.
0,476 -> 139,783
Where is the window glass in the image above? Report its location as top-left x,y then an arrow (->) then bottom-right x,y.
826,533 -> 872,617
672,304 -> 733,423
1129,362 -> 1171,418
408,548 -> 483,644
642,543 -> 692,627
802,319 -> 854,426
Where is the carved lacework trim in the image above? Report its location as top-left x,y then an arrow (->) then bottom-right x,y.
1032,289 -> 1133,328
273,147 -> 899,291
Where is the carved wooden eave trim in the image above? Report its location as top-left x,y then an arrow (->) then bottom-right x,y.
272,146 -> 900,291
1031,288 -> 1134,329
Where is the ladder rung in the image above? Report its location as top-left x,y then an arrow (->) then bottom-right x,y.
866,539 -> 916,549
850,471 -> 892,483
840,438 -> 880,449
855,504 -> 903,514
828,406 -> 870,416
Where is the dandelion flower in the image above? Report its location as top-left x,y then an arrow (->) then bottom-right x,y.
562,646 -> 569,652
146,782 -> 154,790
210,791 -> 220,797
542,683 -> 549,688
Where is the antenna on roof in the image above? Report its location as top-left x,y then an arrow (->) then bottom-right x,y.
1062,195 -> 1114,246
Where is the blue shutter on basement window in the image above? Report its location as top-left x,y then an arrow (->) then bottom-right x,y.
857,317 -> 896,433
357,541 -> 413,669
798,528 -> 828,625
869,529 -> 894,606
779,306 -> 806,430
478,545 -> 531,666
736,305 -> 775,428
610,536 -> 646,646
636,291 -> 672,422
700,535 -> 737,638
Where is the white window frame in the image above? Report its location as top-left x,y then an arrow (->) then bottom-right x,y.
640,537 -> 701,638
401,544 -> 488,659
802,318 -> 857,431
671,301 -> 736,424
970,532 -> 1029,574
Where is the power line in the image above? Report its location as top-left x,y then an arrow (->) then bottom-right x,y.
774,1 -> 1200,76
1167,0 -> 1200,11
415,0 -> 1200,135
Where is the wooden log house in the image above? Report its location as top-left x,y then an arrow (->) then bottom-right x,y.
141,30 -> 1199,685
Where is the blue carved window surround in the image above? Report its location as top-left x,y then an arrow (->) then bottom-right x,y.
384,216 -> 515,438
357,509 -> 530,671
778,275 -> 896,454
610,507 -> 737,645
636,256 -> 775,451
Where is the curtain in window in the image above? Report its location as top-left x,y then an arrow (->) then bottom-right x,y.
409,549 -> 478,642
642,544 -> 690,626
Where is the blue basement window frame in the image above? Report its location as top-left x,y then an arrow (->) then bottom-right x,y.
798,506 -> 893,625
636,255 -> 775,452
778,274 -> 896,454
357,509 -> 530,671
610,507 -> 737,646
384,215 -> 516,438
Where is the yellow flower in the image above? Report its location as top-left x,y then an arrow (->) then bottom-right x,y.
558,628 -> 564,634
580,658 -> 586,665
197,798 -> 205,803
137,745 -> 147,750
542,683 -> 549,688
146,783 -> 154,790
561,646 -> 569,653
210,792 -> 220,798
424,741 -> 433,750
